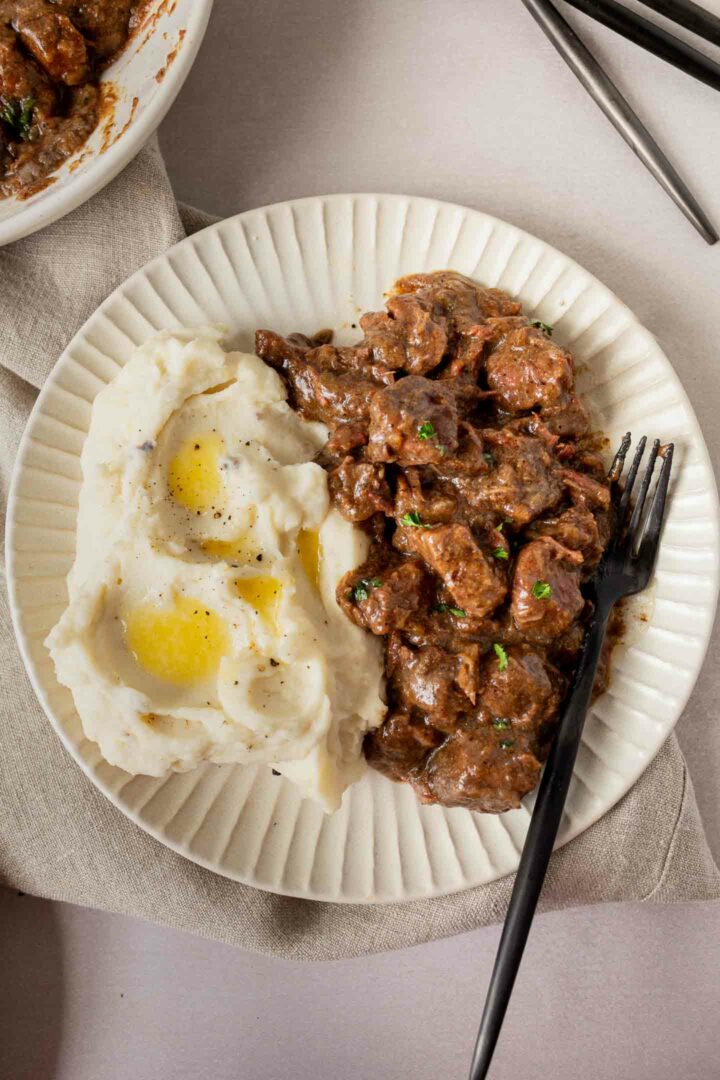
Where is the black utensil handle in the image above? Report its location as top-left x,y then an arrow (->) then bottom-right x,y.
637,0 -> 720,48
468,606 -> 611,1080
564,0 -> 720,93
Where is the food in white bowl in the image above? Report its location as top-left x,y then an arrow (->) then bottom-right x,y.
0,0 -> 212,245
46,327 -> 385,812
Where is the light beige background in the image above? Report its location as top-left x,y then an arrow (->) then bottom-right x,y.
3,1 -> 720,1077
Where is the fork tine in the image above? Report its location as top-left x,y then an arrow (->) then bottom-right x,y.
617,436 -> 647,529
608,431 -> 632,481
627,438 -> 660,542
638,444 -> 674,567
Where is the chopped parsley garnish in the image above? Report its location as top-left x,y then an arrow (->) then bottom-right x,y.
493,643 -> 508,672
349,577 -> 382,603
433,603 -> 467,618
530,319 -> 554,336
493,547 -> 509,560
499,739 -> 515,750
417,420 -> 446,454
0,96 -> 35,141
399,510 -> 431,528
483,451 -> 494,466
531,580 -> 552,600
495,522 -> 504,533
492,718 -> 509,730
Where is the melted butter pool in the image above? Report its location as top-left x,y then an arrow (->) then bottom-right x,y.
124,595 -> 229,685
167,433 -> 225,514
297,528 -> 320,589
234,575 -> 283,629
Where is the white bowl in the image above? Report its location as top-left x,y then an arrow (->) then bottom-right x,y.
7,194 -> 719,903
0,0 -> 213,247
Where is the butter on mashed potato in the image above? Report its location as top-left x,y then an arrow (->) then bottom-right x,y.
46,327 -> 386,812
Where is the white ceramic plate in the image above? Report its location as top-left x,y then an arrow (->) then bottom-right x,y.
0,0 -> 213,247
7,194 -> 719,903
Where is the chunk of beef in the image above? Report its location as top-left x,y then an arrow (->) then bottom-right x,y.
322,421 -> 368,460
328,457 -> 393,522
337,556 -> 432,636
387,637 -> 476,730
481,643 -> 561,729
430,422 -> 488,479
460,426 -> 563,527
0,24 -> 56,122
364,710 -> 442,784
395,522 -> 507,618
560,466 -> 611,510
394,271 -> 522,334
9,0 -> 88,84
360,292 -> 448,375
486,325 -> 575,414
255,329 -> 393,426
51,0 -> 134,60
367,375 -> 458,466
526,506 -> 604,565
541,396 -> 590,437
510,538 -> 584,642
394,470 -> 465,526
424,727 -> 543,812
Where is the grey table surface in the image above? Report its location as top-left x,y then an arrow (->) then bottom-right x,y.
3,1 -> 720,1078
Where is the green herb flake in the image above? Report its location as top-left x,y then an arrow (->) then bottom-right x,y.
531,580 -> 552,600
492,718 -> 509,730
530,318 -> 554,336
351,578 -> 382,604
399,510 -> 431,528
0,95 -> 35,141
418,421 -> 436,440
493,643 -> 508,672
483,451 -> 494,466
499,739 -> 515,750
495,522 -> 504,533
433,603 -> 467,618
493,547 -> 509,561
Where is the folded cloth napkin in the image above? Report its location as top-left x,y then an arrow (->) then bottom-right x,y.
1,140 -> 718,961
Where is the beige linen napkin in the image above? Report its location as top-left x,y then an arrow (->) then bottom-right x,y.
1,141 -> 718,960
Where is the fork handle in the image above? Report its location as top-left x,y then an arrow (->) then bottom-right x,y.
468,602 -> 612,1080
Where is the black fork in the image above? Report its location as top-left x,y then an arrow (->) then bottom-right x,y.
468,433 -> 674,1080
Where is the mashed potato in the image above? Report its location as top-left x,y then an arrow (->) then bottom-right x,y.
46,327 -> 385,811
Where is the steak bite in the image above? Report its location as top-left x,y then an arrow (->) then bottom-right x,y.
395,522 -> 508,618
256,328 -> 394,426
328,457 -> 393,522
0,23 -> 56,120
360,292 -> 448,375
51,0 -> 135,60
387,638 -> 471,731
10,1 -> 89,85
480,644 -> 561,729
423,727 -> 543,812
367,375 -> 459,465
486,324 -> 575,414
510,538 -> 584,641
526,505 -> 605,566
364,710 -> 441,784
393,270 -> 522,333
338,556 -> 432,636
560,466 -> 611,510
463,426 -> 563,527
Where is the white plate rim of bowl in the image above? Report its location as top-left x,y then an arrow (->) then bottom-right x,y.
6,192 -> 719,904
0,0 -> 214,248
